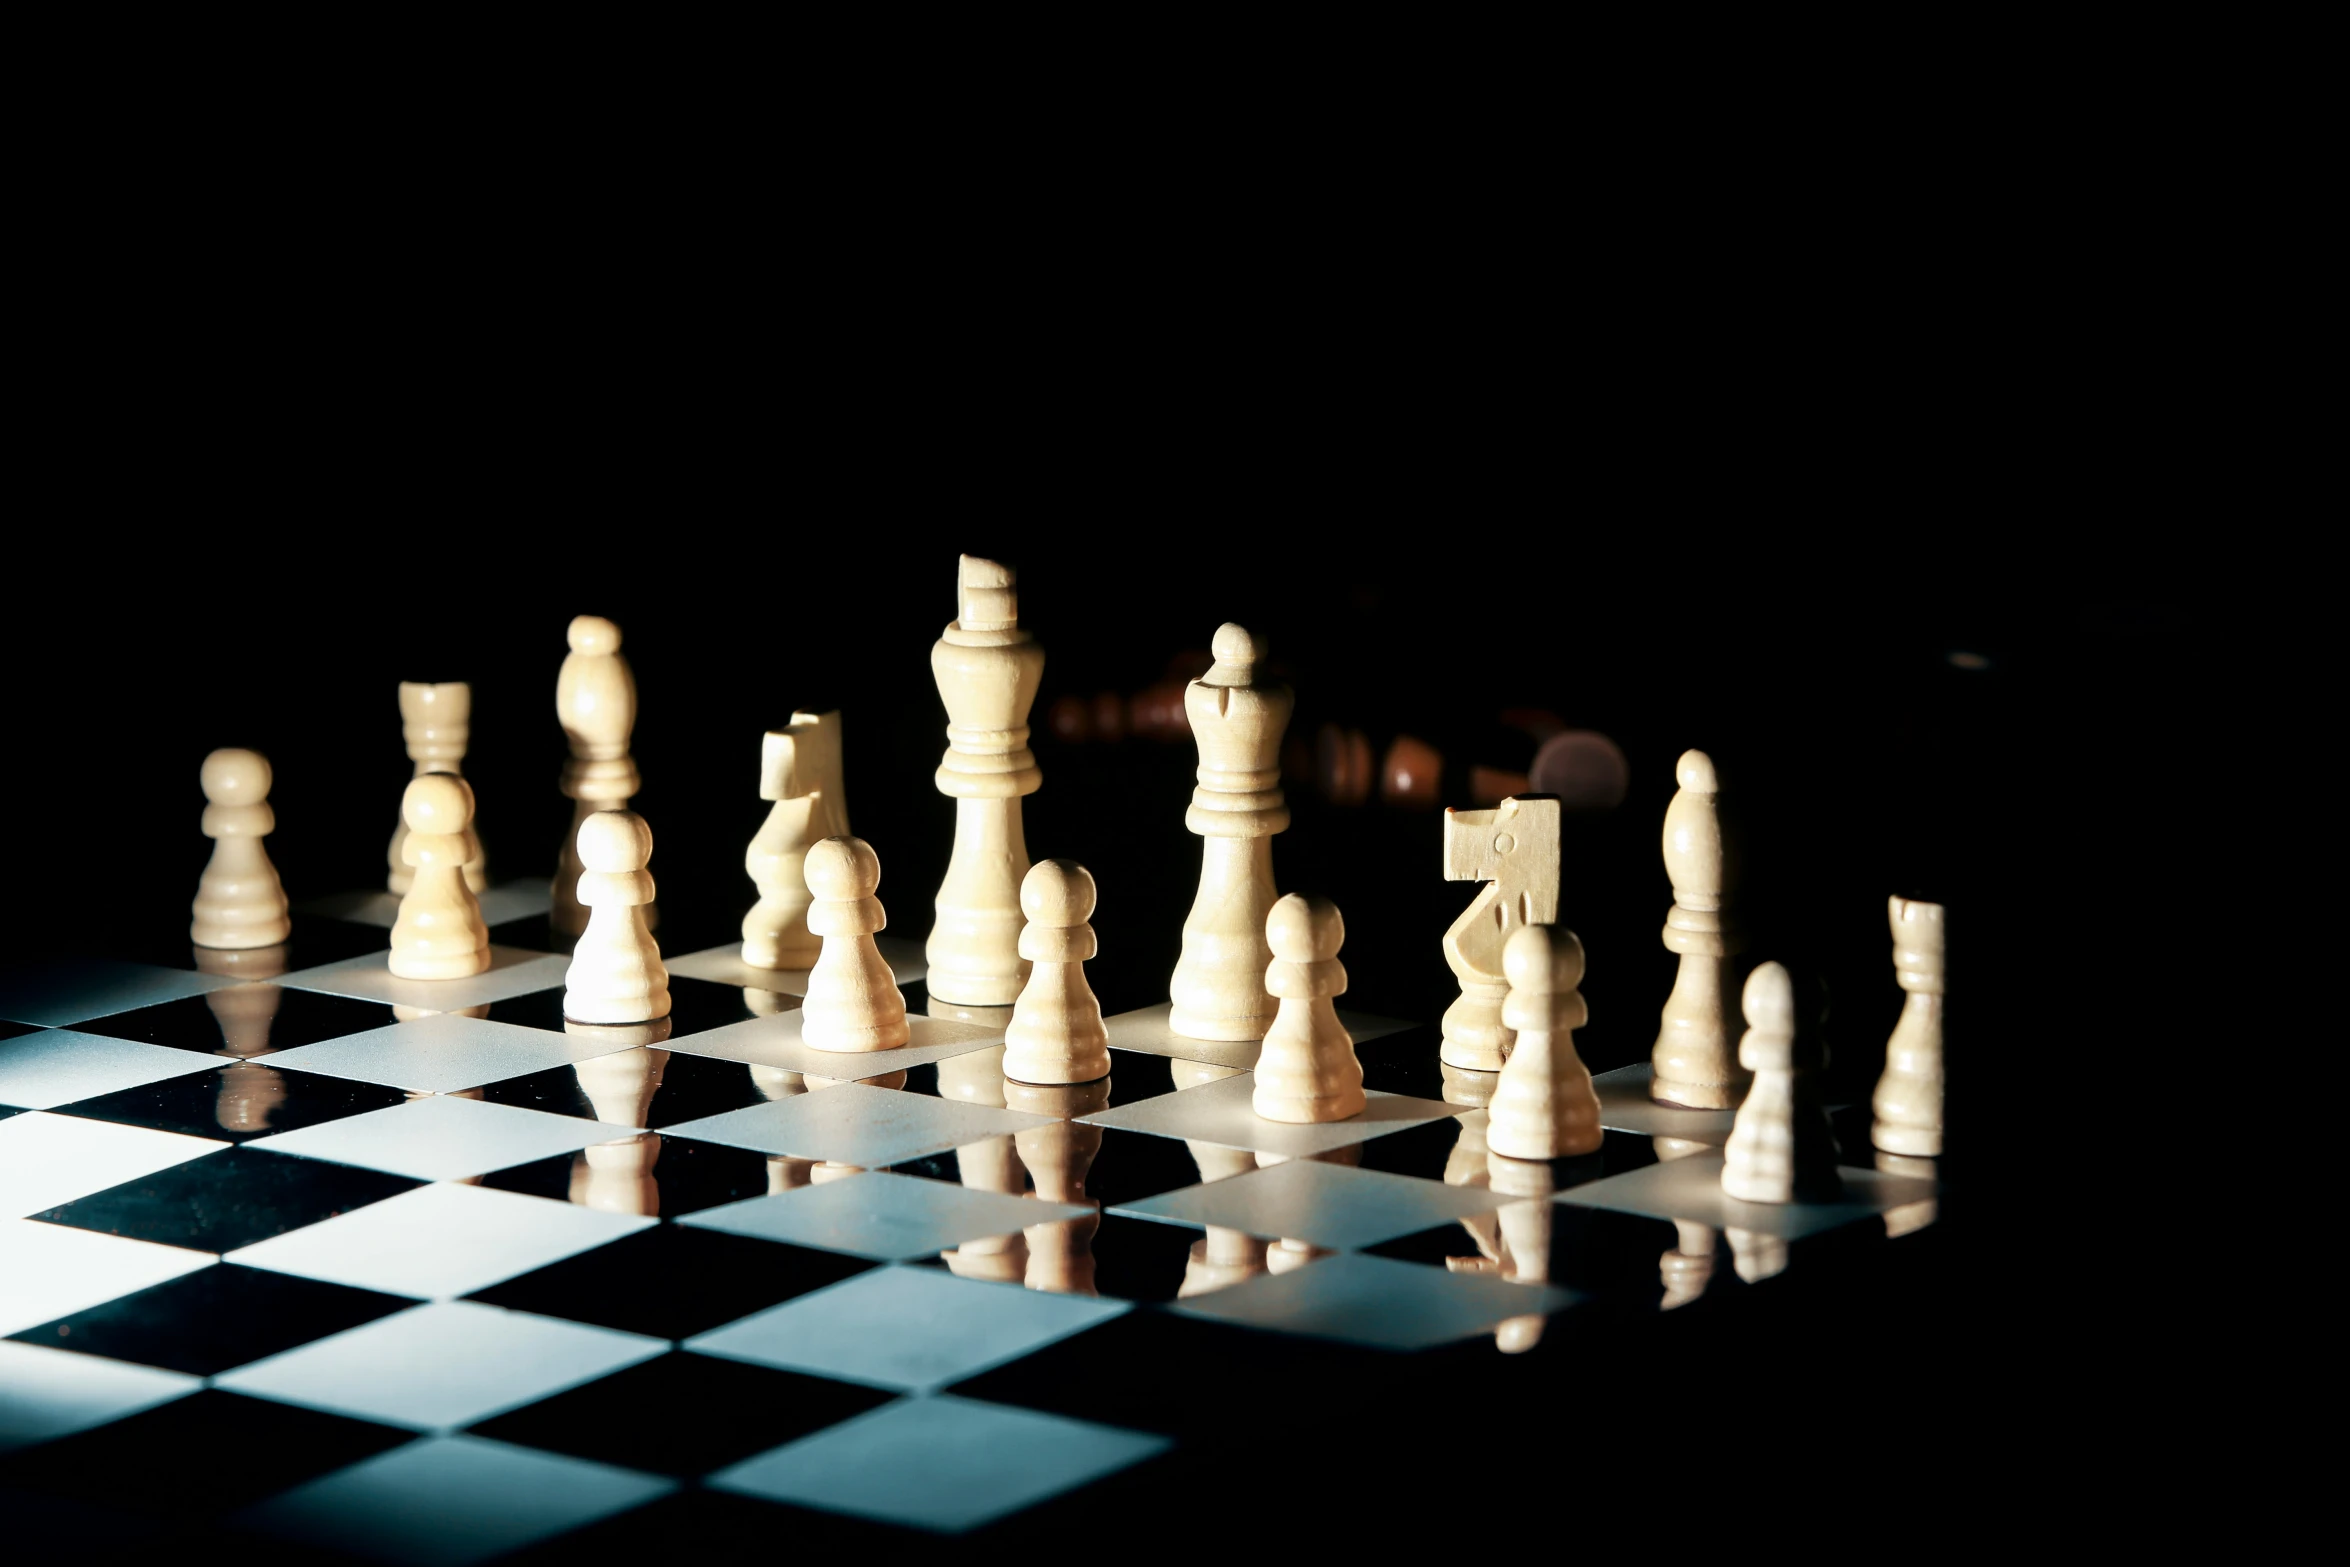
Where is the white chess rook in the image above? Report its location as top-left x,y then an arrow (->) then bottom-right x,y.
802,836 -> 911,1052
386,682 -> 485,895
553,615 -> 641,937
1003,860 -> 1111,1085
1252,893 -> 1365,1124
563,809 -> 669,1024
742,713 -> 848,971
1439,795 -> 1562,1070
1720,961 -> 1841,1204
1487,924 -> 1603,1161
190,748 -> 291,950
1651,749 -> 1748,1108
389,774 -> 490,980
926,557 -> 1045,1005
1170,624 -> 1294,1042
1872,895 -> 1946,1156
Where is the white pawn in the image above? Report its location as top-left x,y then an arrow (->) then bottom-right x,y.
564,810 -> 669,1023
800,836 -> 910,1053
1872,896 -> 1946,1156
1003,861 -> 1111,1085
191,748 -> 291,950
1720,961 -> 1840,1204
388,774 -> 490,980
1252,893 -> 1366,1124
1487,924 -> 1603,1161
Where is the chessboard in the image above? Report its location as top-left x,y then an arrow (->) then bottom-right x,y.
1,895 -> 1949,1560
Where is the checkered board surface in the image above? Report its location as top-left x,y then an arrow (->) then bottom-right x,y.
1,903 -> 1939,1558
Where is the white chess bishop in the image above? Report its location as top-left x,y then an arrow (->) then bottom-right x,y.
1652,749 -> 1748,1108
389,773 -> 490,980
1486,923 -> 1602,1162
1252,893 -> 1365,1125
1002,860 -> 1111,1085
190,748 -> 291,950
801,836 -> 910,1052
1720,961 -> 1841,1204
564,809 -> 668,1024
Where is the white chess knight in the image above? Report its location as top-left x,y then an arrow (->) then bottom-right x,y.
190,748 -> 291,950
1651,749 -> 1748,1108
1439,795 -> 1561,1070
1252,893 -> 1366,1124
389,774 -> 490,980
563,810 -> 669,1024
801,836 -> 910,1052
1002,860 -> 1111,1085
1720,961 -> 1841,1204
1170,624 -> 1295,1042
386,682 -> 486,896
1871,896 -> 1945,1156
741,713 -> 848,972
1486,924 -> 1603,1162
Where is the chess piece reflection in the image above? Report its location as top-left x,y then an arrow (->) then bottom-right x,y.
387,682 -> 487,895
1871,897 -> 1946,1157
1173,1059 -> 1244,1090
1179,1139 -> 1269,1295
391,1002 -> 491,1023
553,615 -> 643,938
1877,1150 -> 1939,1238
214,1061 -> 287,1134
1257,1144 -> 1357,1272
936,1044 -> 1031,1282
1487,1153 -> 1557,1353
571,1034 -> 672,1125
191,748 -> 292,950
1651,750 -> 1748,1108
1441,1061 -> 1498,1188
744,987 -> 797,1018
571,1135 -> 661,1216
194,945 -> 287,1058
1725,1228 -> 1788,1283
1652,1136 -> 1719,1308
1439,796 -> 1561,1070
1007,1080 -> 1107,1295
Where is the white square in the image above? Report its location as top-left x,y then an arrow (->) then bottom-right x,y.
0,1339 -> 202,1451
1080,1071 -> 1456,1158
0,961 -> 236,1028
0,1219 -> 214,1335
1554,1148 -> 1937,1240
264,1013 -> 637,1095
1168,1251 -> 1580,1350
1588,1062 -> 1739,1143
666,934 -> 927,992
217,1299 -> 664,1430
242,1093 -> 639,1182
236,1435 -> 674,1566
0,1029 -> 225,1110
226,1181 -> 652,1299
682,1171 -> 1092,1262
689,1265 -> 1126,1391
670,1007 -> 1002,1077
1099,1003 -> 1421,1072
279,947 -> 572,1013
665,1083 -> 1047,1168
1115,1158 -> 1512,1250
0,1111 -> 227,1218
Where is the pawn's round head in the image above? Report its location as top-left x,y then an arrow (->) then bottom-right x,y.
1020,859 -> 1096,926
1742,960 -> 1795,1031
1205,622 -> 1263,686
401,772 -> 475,834
576,808 -> 652,872
804,835 -> 880,901
1675,749 -> 1718,794
1266,892 -> 1343,962
567,615 -> 622,655
201,748 -> 272,805
1503,923 -> 1584,995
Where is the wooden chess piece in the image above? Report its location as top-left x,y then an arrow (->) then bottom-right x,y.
1487,924 -> 1603,1161
800,836 -> 909,1052
742,714 -> 847,971
553,616 -> 640,937
1720,961 -> 1841,1204
388,774 -> 490,980
1440,1061 -> 1497,1189
1651,750 -> 1748,1107
193,944 -> 286,1057
939,1052 -> 1029,1282
1180,1228 -> 1270,1297
190,748 -> 292,950
1439,796 -> 1562,1069
1872,896 -> 1946,1156
387,682 -> 486,895
926,556 -> 1045,1005
1488,1152 -> 1557,1354
212,1061 -> 287,1135
1007,1080 -> 1106,1296
563,810 -> 669,1024
1003,861 -> 1110,1085
1252,893 -> 1365,1124
1652,1135 -> 1718,1307
1170,624 -> 1295,1042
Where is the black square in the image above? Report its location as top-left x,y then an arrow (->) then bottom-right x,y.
0,1390 -> 414,1519
70,914 -> 392,976
1365,1204 -> 1685,1302
494,1486 -> 914,1563
485,976 -> 774,1039
895,1056 -> 1166,1109
886,1126 -> 1205,1210
47,1063 -> 410,1143
480,1048 -> 779,1128
476,1135 -> 774,1219
463,1223 -> 873,1340
73,986 -> 399,1057
467,1350 -> 893,1477
9,1263 -> 414,1376
0,1018 -> 39,1042
904,1211 -> 1202,1303
31,1144 -> 424,1252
